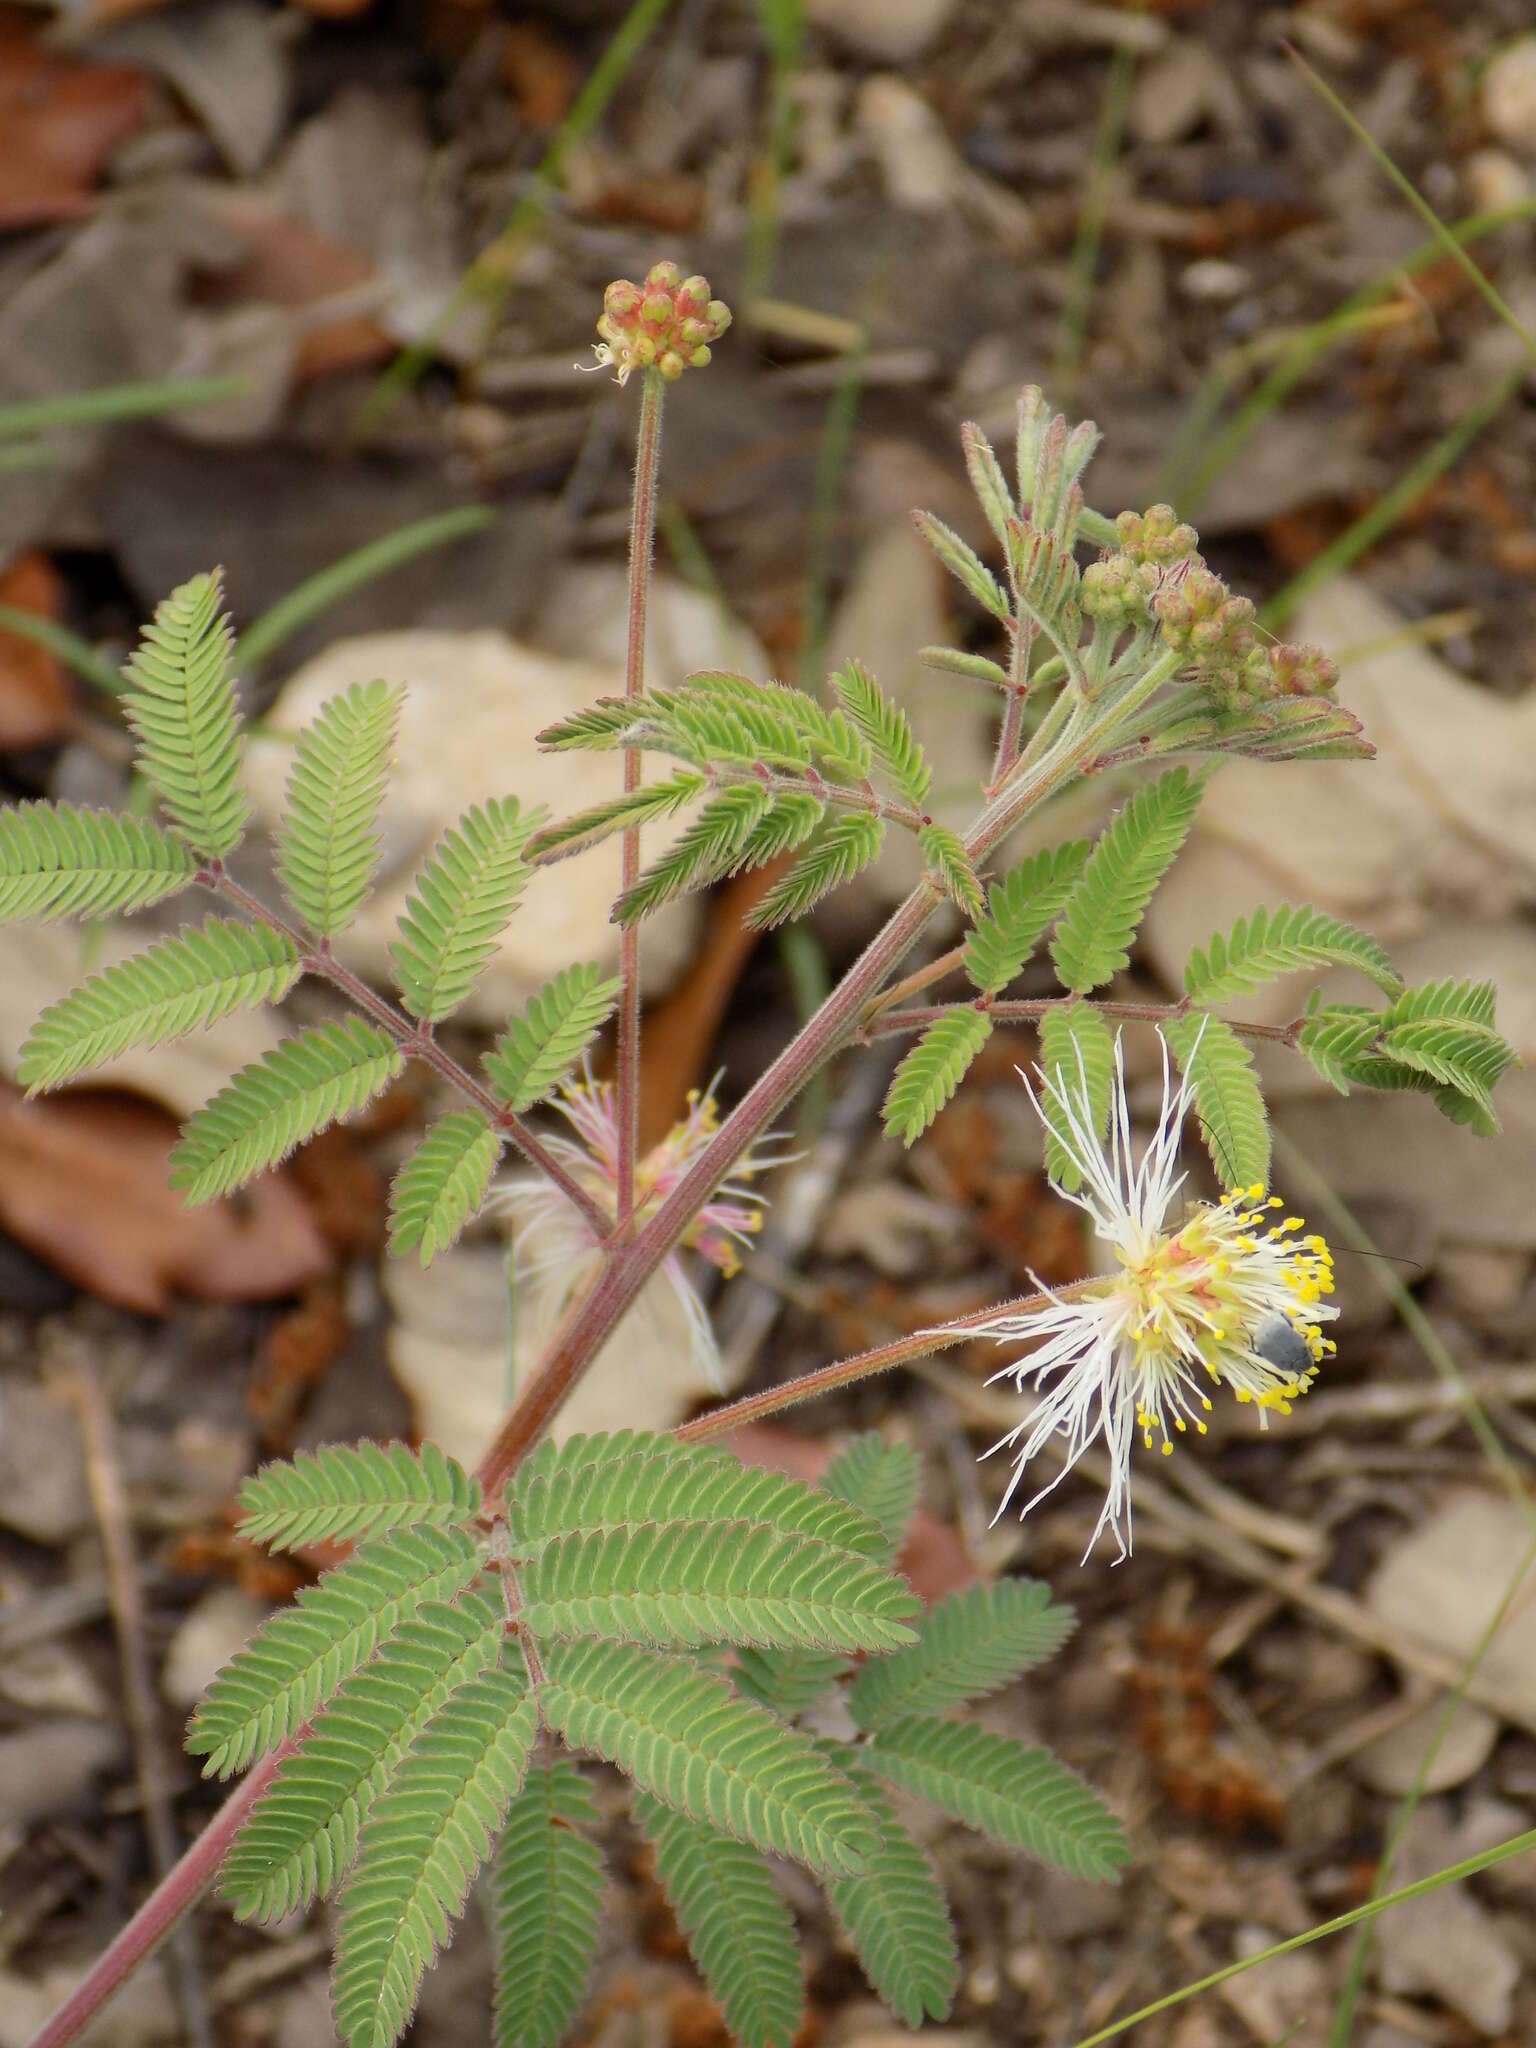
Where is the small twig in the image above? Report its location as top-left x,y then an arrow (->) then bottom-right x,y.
53,1350 -> 214,2048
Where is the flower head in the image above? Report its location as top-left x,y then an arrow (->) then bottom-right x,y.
971,1030 -> 1336,1561
494,1070 -> 784,1391
588,262 -> 732,387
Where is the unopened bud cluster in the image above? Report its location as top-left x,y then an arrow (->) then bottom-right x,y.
592,262 -> 731,387
1082,502 -> 1343,715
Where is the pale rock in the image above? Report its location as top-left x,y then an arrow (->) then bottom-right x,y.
245,627 -> 702,1027
1374,1854 -> 1518,2033
1129,42 -> 1239,146
0,920 -> 285,1118
526,562 -> 768,688
1351,1692 -> 1499,1795
0,1643 -> 109,1720
855,75 -> 965,214
805,0 -> 957,64
0,1721 -> 123,1828
91,0 -> 289,176
163,1586 -> 273,1709
1464,146 -> 1531,211
822,1180 -> 960,1277
1224,1928 -> 1326,2041
1178,258 -> 1249,301
1365,1491 -> 1536,1735
1436,1246 -> 1529,1316
1483,37 -> 1536,156
0,1381 -> 91,1542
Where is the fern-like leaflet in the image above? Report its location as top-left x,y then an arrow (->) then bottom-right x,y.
0,801 -> 195,922
391,797 -> 540,1022
484,965 -> 620,1112
388,1110 -> 502,1264
492,1760 -> 605,2048
121,570 -> 250,859
276,678 -> 402,939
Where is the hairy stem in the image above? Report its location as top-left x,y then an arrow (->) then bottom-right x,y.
617,368 -> 666,1231
208,870 -> 611,1238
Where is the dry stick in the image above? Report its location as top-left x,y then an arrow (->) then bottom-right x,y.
615,367 -> 666,1232
57,1352 -> 214,2048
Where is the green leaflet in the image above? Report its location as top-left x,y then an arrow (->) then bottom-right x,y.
867,1715 -> 1130,1882
186,1525 -> 482,1778
17,917 -> 300,1093
333,1655 -> 539,2048
483,965 -> 620,1113
632,1793 -> 802,2048
220,1594 -> 504,1923
912,510 -> 1010,620
1049,768 -> 1203,994
1166,1012 -> 1271,1191
820,1750 -> 958,2027
169,1017 -> 404,1204
820,1433 -> 920,1561
539,1638 -> 878,1878
616,781 -> 772,922
1183,903 -> 1401,1004
526,774 -> 707,865
1038,1001 -> 1114,1193
962,841 -> 1090,997
237,1442 -> 481,1554
0,801 -> 196,923
391,797 -> 539,1023
277,679 -> 403,939
492,1759 -> 605,2048
849,1579 -> 1075,1729
961,419 -> 1017,550
831,660 -> 931,810
121,570 -> 250,859
517,1518 -> 920,1654
388,1111 -> 502,1265
506,1433 -> 888,1560
746,811 -> 885,930
917,822 -> 984,919
882,1008 -> 993,1146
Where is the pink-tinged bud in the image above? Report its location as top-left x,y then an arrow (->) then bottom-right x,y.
658,349 -> 686,380
587,266 -> 730,387
646,260 -> 682,291
604,280 -> 643,322
676,274 -> 710,312
640,290 -> 672,327
678,316 -> 710,347
688,344 -> 711,368
706,299 -> 732,336
633,332 -> 658,366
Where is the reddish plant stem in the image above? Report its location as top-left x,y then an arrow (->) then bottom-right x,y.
208,870 -> 611,1239
676,1285 -> 1077,1444
616,368 -> 666,1233
24,1746 -> 293,2048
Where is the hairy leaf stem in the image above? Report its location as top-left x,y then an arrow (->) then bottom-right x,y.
616,368 -> 666,1233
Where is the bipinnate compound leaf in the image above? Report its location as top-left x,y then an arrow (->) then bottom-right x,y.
867,1716 -> 1130,1882
187,1526 -> 482,1778
831,660 -> 931,810
506,1433 -> 888,1561
962,841 -> 1090,997
1183,903 -> 1401,1005
632,1793 -> 802,2048
277,680 -> 403,939
332,1657 -> 539,2048
17,918 -> 301,1093
1038,1001 -> 1114,1193
820,1752 -> 958,2027
882,1008 -> 993,1146
917,823 -> 984,919
492,1759 -> 605,2048
820,1433 -> 920,1561
238,1442 -> 481,1554
1049,769 -> 1202,993
518,1519 -> 920,1654
169,1018 -> 404,1204
1377,979 -> 1514,1130
221,1595 -> 504,1923
122,570 -> 250,859
388,1111 -> 502,1265
538,1637 -> 878,1878
849,1579 -> 1075,1729
0,801 -> 196,923
746,811 -> 885,929
1165,1012 -> 1270,1191
483,965 -> 620,1112
391,798 -> 538,1022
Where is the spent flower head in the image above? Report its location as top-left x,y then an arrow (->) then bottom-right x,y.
590,261 -> 732,387
965,1030 -> 1336,1561
495,1070 -> 784,1390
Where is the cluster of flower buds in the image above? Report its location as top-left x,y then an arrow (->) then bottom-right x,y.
1153,564 -> 1258,670
1260,641 -> 1339,699
1112,503 -> 1199,568
1081,552 -> 1162,629
592,262 -> 732,386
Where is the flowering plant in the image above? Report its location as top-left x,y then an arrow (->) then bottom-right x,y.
2,260 -> 1515,2048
